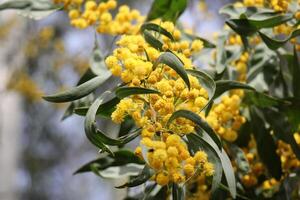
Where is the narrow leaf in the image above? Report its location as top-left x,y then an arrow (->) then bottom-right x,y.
75,150 -> 144,174
292,47 -> 300,98
186,69 -> 216,110
214,80 -> 255,98
259,29 -> 300,50
115,87 -> 160,99
74,97 -> 120,118
43,73 -> 111,103
141,23 -> 174,41
116,165 -> 153,188
250,107 -> 282,179
154,52 -> 190,89
84,92 -> 114,155
143,30 -> 163,50
167,110 -> 222,150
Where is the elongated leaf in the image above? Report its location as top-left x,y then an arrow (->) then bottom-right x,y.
0,1 -> 31,10
199,130 -> 236,198
244,91 -> 288,107
84,92 -> 113,155
229,144 -> 250,174
43,73 -> 111,103
187,133 -> 222,193
183,32 -> 216,48
147,0 -> 187,22
259,29 -> 300,50
226,12 -> 293,36
214,80 -> 255,98
186,69 -> 216,110
154,52 -> 190,89
0,0 -> 61,20
172,184 -> 184,200
141,23 -> 174,41
75,150 -> 144,174
219,3 -> 246,18
263,108 -> 300,160
85,93 -> 139,149
74,97 -> 120,118
98,164 -> 144,179
215,34 -> 228,75
90,47 -> 108,76
115,87 -> 160,99
116,165 -> 153,188
292,47 -> 300,98
226,19 -> 257,36
250,107 -> 282,179
96,128 -> 140,146
143,30 -> 163,51
249,12 -> 293,29
167,110 -> 222,150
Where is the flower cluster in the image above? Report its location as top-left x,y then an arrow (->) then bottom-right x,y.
105,21 -> 215,185
277,140 -> 300,172
242,0 -> 292,11
137,134 -> 214,185
53,0 -> 144,35
206,94 -> 246,142
240,138 -> 265,188
106,21 -> 207,136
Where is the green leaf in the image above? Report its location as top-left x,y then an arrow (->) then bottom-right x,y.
226,12 -> 293,36
143,30 -> 163,51
90,47 -> 108,76
141,23 -> 174,41
116,165 -> 153,188
219,4 -> 246,18
190,129 -> 236,198
154,52 -> 190,89
74,150 -> 144,174
214,80 -> 255,98
172,184 -> 184,200
249,12 -> 293,29
96,128 -> 141,146
84,92 -> 114,155
183,32 -> 216,48
147,0 -> 187,22
61,69 -> 97,120
259,29 -> 300,50
250,107 -> 282,179
186,69 -> 216,110
292,47 -> 300,98
85,93 -> 140,148
244,91 -> 288,107
215,34 -> 228,75
226,19 -> 257,36
167,110 -> 222,150
229,144 -> 250,174
74,97 -> 120,118
97,164 -> 144,179
262,108 -> 300,160
115,87 -> 160,99
187,133 -> 222,193
62,94 -> 94,120
0,0 -> 61,20
199,130 -> 237,198
43,73 -> 111,103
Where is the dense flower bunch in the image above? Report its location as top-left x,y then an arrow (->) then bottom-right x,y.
240,138 -> 265,188
4,0 -> 300,198
277,140 -> 300,172
206,94 -> 245,142
105,21 -> 215,185
242,0 -> 291,11
53,0 -> 144,34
